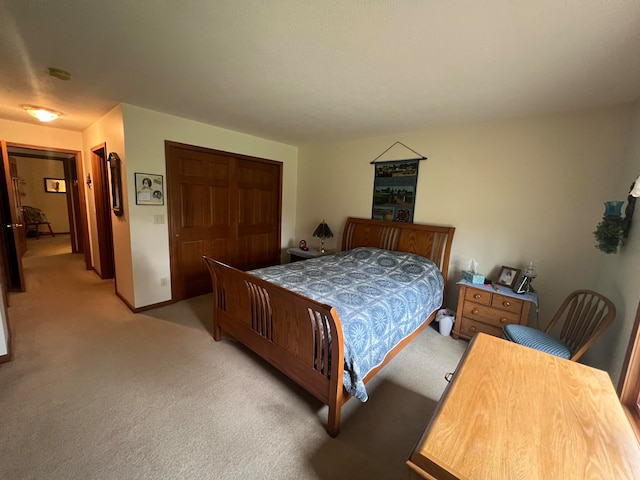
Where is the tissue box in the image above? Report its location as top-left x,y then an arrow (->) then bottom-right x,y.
462,270 -> 485,284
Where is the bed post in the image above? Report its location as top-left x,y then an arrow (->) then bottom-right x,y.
326,306 -> 346,437
203,256 -> 224,341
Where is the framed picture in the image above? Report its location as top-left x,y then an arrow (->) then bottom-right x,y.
135,172 -> 164,205
44,178 -> 66,193
496,265 -> 521,288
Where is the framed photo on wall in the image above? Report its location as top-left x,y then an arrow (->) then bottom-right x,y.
135,172 -> 164,205
496,265 -> 521,288
44,177 -> 66,193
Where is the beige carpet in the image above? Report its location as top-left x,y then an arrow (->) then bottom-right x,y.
0,248 -> 468,480
22,234 -> 72,258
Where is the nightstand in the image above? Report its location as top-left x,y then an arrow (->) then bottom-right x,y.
287,247 -> 331,263
452,280 -> 537,340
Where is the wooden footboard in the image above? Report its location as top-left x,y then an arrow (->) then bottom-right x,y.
203,257 -> 347,436
202,217 -> 455,437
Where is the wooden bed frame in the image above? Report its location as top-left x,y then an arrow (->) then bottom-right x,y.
203,217 -> 455,436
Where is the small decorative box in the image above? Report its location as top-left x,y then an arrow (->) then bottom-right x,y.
462,270 -> 485,284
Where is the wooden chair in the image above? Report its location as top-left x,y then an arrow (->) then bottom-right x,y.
503,290 -> 615,361
22,205 -> 55,239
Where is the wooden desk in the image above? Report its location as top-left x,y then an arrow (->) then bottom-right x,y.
407,333 -> 640,480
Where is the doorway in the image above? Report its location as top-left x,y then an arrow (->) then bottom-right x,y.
1,143 -> 90,290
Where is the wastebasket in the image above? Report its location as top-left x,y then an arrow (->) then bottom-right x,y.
435,308 -> 455,336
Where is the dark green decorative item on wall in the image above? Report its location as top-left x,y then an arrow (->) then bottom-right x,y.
593,205 -> 625,254
594,175 -> 640,254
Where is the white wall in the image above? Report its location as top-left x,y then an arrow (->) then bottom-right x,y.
589,101 -> 640,382
297,105 -> 635,375
0,118 -> 83,358
120,104 -> 298,308
16,157 -> 70,233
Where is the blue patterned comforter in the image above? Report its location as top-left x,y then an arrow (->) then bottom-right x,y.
249,247 -> 444,401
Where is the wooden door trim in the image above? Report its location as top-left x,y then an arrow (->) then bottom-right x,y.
1,140 -> 25,291
164,140 -> 284,167
165,141 -> 283,302
90,144 -> 115,279
5,142 -> 91,270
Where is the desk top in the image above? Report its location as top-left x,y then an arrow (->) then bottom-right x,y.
408,333 -> 640,479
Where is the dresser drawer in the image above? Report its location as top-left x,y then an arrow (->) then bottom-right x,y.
491,294 -> 523,314
459,317 -> 504,338
454,283 -> 535,341
462,302 -> 520,327
464,288 -> 491,305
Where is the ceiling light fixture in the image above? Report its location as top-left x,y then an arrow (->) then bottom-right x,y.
21,105 -> 63,122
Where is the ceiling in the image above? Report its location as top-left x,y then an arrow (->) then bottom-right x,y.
1,1 -> 640,146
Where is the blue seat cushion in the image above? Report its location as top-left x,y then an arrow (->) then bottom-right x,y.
503,324 -> 572,360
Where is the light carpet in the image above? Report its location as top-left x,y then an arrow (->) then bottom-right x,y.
0,245 -> 468,480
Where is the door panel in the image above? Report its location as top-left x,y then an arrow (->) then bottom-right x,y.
167,142 -> 282,301
91,145 -> 114,279
0,141 -> 25,291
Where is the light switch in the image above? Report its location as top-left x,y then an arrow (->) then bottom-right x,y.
153,214 -> 165,224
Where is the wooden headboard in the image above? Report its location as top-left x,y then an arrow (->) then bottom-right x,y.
341,217 -> 455,281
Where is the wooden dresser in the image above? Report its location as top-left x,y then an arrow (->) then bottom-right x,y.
407,333 -> 640,479
452,280 -> 535,340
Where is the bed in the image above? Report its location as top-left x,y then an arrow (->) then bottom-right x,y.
203,217 -> 455,436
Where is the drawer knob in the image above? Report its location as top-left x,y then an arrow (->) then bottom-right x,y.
500,317 -> 508,323
470,325 -> 477,331
474,294 -> 481,299
472,309 -> 479,315
503,301 -> 511,307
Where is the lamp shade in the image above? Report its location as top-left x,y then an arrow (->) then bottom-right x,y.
312,220 -> 333,239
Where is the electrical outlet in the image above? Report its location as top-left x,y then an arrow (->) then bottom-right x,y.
160,277 -> 168,287
153,214 -> 165,224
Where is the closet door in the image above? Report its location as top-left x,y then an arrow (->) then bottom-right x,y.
166,142 -> 282,301
235,158 -> 282,270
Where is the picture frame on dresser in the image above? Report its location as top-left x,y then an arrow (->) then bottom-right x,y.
496,266 -> 520,288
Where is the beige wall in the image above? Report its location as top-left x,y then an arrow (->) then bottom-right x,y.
589,101 -> 640,383
82,105 -> 133,304
0,118 -> 83,357
16,157 -> 70,233
120,104 -> 298,308
297,105 -> 636,377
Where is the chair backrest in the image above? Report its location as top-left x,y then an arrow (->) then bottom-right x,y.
22,205 -> 48,224
545,290 -> 616,361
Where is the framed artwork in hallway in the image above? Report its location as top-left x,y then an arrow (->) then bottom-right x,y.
44,178 -> 66,193
135,173 -> 164,205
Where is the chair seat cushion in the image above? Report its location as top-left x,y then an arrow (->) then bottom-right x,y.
503,324 -> 572,359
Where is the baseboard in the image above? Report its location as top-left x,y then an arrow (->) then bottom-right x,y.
0,351 -> 11,364
133,299 -> 174,313
116,291 -> 136,312
116,291 -> 174,313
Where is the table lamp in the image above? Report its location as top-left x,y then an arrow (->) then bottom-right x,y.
313,220 -> 333,253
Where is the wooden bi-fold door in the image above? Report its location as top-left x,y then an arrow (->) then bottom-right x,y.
166,141 -> 282,302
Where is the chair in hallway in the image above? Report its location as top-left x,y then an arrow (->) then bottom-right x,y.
22,205 -> 55,239
503,290 -> 615,361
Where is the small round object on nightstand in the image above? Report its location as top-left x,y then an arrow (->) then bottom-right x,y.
299,239 -> 309,251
